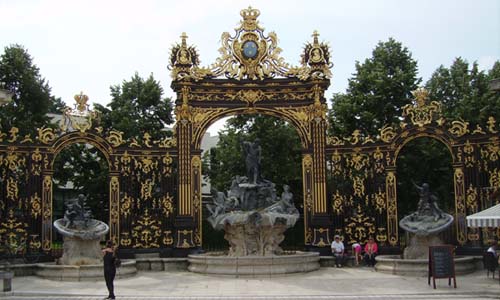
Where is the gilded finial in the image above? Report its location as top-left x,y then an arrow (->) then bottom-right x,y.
74,92 -> 89,112
180,32 -> 188,47
312,30 -> 320,45
240,6 -> 261,30
411,87 -> 430,107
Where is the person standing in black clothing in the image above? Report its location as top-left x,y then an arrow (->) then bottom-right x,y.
102,240 -> 116,299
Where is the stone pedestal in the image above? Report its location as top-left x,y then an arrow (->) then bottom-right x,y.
188,251 -> 320,276
375,255 -> 476,276
35,260 -> 137,281
58,236 -> 102,265
224,222 -> 288,256
403,234 -> 443,259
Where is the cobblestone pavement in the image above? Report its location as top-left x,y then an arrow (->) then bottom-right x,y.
2,267 -> 499,300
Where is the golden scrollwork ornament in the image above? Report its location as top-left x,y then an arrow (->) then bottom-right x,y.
402,87 -> 442,127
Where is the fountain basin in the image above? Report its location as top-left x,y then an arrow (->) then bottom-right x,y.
375,255 -> 476,276
188,251 -> 320,276
35,260 -> 137,281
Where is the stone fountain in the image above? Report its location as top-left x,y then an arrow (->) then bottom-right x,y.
399,182 -> 454,259
35,194 -> 136,280
376,182 -> 474,275
188,140 -> 319,276
53,194 -> 109,265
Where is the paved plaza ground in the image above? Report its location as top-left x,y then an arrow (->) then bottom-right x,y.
1,267 -> 499,300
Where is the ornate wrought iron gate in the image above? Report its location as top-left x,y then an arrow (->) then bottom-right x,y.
1,7 -> 498,257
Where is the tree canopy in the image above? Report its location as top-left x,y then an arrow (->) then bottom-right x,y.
204,115 -> 302,193
0,44 -> 64,136
52,143 -> 109,222
328,38 -> 421,137
426,58 -> 500,124
94,72 -> 174,141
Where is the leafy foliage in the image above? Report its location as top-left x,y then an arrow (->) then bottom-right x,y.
94,72 -> 174,140
52,144 -> 109,222
0,44 -> 62,136
426,58 -> 500,124
396,138 -> 454,219
328,38 -> 421,137
204,115 -> 302,193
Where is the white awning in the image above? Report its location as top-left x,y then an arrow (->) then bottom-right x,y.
466,203 -> 500,227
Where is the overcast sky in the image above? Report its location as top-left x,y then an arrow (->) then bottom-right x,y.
1,0 -> 499,134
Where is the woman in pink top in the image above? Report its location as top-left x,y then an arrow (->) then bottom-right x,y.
363,236 -> 378,266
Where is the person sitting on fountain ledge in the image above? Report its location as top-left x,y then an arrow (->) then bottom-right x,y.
363,236 -> 378,267
331,235 -> 345,267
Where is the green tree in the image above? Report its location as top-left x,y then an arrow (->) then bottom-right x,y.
396,138 -> 454,222
205,115 -> 302,192
95,72 -> 174,140
328,38 -> 421,137
426,58 -> 500,124
0,44 -> 60,135
53,143 -> 109,222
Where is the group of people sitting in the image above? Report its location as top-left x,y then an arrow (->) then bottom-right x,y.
330,235 -> 378,267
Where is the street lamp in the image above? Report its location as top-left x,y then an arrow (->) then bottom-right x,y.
0,88 -> 13,106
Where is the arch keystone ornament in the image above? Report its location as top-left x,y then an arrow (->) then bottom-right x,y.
169,6 -> 332,253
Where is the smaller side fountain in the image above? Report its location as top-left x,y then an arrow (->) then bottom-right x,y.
53,194 -> 108,265
399,182 -> 454,259
36,195 -> 136,280
376,182 -> 475,275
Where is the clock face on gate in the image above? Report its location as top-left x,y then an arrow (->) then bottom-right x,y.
242,40 -> 258,59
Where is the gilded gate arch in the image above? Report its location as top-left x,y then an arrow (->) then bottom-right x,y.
326,87 -> 500,249
168,6 -> 334,250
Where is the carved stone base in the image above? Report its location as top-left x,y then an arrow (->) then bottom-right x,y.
224,220 -> 289,256
403,234 -> 442,259
58,236 -> 102,265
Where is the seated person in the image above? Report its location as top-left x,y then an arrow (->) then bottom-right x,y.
487,239 -> 499,263
351,241 -> 362,266
363,236 -> 378,267
331,235 -> 345,268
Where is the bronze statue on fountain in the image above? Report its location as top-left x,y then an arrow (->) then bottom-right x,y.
399,182 -> 454,259
206,139 -> 300,256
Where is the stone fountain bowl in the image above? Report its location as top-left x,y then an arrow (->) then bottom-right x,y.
399,213 -> 454,235
375,255 -> 476,276
188,251 -> 320,277
54,219 -> 109,239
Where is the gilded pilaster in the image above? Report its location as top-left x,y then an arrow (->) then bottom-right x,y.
385,170 -> 398,246
41,174 -> 52,251
312,109 -> 327,214
109,175 -> 120,245
453,167 -> 467,245
302,154 -> 313,244
191,155 -> 202,246
178,121 -> 192,216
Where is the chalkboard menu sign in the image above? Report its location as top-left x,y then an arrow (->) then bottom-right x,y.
428,245 -> 456,289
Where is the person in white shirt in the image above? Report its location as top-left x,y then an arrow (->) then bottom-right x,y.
487,239 -> 498,258
331,235 -> 345,267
